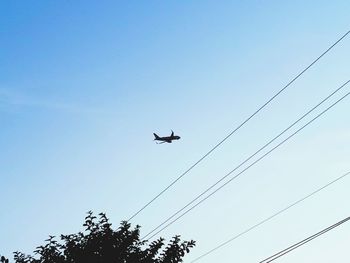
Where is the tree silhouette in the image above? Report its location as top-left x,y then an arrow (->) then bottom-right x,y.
1,256 -> 9,263
4,211 -> 195,263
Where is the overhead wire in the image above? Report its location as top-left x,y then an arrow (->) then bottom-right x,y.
143,80 -> 350,240
127,30 -> 350,222
190,170 -> 350,262
259,215 -> 350,262
142,79 -> 349,239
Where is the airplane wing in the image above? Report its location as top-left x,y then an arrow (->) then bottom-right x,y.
171,130 -> 174,137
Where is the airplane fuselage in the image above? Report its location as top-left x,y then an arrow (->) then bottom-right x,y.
158,136 -> 180,142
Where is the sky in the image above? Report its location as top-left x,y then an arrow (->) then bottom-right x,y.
0,1 -> 350,262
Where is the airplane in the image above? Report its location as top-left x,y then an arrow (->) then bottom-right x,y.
153,130 -> 181,144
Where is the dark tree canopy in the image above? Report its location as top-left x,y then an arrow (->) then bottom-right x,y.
1,256 -> 9,263
4,211 -> 195,263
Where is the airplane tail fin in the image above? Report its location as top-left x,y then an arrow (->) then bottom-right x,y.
153,133 -> 160,140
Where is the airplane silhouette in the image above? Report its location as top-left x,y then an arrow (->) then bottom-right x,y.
153,130 -> 181,144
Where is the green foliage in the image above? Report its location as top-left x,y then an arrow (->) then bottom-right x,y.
6,211 -> 195,263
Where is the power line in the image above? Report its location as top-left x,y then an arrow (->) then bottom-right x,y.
142,80 -> 349,239
143,80 -> 350,240
142,80 -> 350,240
127,30 -> 350,222
190,171 -> 350,262
259,215 -> 350,262
145,86 -> 350,239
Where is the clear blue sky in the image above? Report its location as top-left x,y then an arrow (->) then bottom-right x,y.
1,1 -> 349,262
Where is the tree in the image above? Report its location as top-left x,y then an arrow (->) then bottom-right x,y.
0,256 -> 9,263
6,211 -> 195,263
